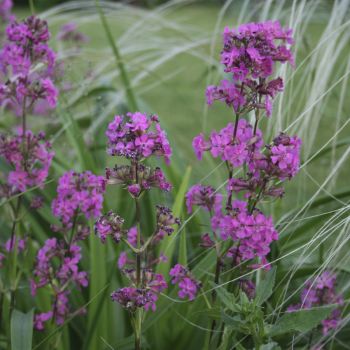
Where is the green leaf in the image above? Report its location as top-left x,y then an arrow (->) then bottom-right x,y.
156,166 -> 192,276
178,215 -> 187,266
221,312 -> 243,329
11,309 -> 34,350
268,305 -> 337,337
261,342 -> 281,350
211,283 -> 237,311
256,267 -> 276,306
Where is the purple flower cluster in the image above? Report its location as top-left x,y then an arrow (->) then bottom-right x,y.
111,272 -> 167,312
207,21 -> 293,116
190,22 -> 301,277
96,109 -> 200,322
52,171 -> 105,226
106,164 -> 171,197
213,200 -> 278,261
57,22 -> 89,44
288,271 -> 344,335
0,130 -> 54,194
106,112 -> 172,164
169,264 -> 201,300
0,0 -> 12,23
0,16 -> 58,114
186,184 -> 222,214
193,119 -> 262,166
31,238 -> 88,330
32,171 -> 105,329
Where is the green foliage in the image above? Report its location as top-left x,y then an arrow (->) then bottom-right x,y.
268,305 -> 337,337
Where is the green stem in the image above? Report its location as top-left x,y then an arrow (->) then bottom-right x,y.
133,162 -> 142,350
95,0 -> 139,111
29,0 -> 35,15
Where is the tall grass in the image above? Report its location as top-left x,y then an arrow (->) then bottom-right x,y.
2,0 -> 350,348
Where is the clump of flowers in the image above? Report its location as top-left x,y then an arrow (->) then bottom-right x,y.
0,0 -> 12,23
207,21 -> 293,116
170,264 -> 201,301
105,112 -> 172,164
57,22 -> 89,45
31,170 -> 105,330
288,271 -> 344,336
95,112 -> 200,349
0,16 -> 58,114
0,130 -> 54,194
188,21 -> 301,337
0,17 -> 58,332
52,170 -> 105,228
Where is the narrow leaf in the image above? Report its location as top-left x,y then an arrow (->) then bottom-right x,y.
11,309 -> 34,350
256,267 -> 276,305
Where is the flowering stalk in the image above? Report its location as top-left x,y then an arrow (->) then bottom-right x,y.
95,112 -> 200,349
189,21 -> 300,346
31,171 -> 105,330
0,14 -> 58,329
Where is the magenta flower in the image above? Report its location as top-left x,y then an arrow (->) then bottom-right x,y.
52,171 -> 105,226
169,264 -> 201,300
106,112 -> 172,164
270,133 -> 301,179
207,21 -> 293,116
186,184 -> 222,214
0,15 -> 58,113
0,130 -> 54,194
287,271 -> 344,335
57,22 -> 89,44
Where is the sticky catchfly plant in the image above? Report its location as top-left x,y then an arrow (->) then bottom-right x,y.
188,20 -> 301,347
95,112 -> 199,350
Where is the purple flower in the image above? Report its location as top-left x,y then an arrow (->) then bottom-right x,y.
0,0 -> 12,22
118,252 -> 128,269
32,238 -> 88,330
169,264 -> 201,300
127,227 -> 137,247
57,22 -> 89,44
213,200 -> 278,262
270,133 -> 301,180
288,271 -> 344,335
199,233 -> 215,249
106,164 -> 172,193
128,184 -> 141,197
34,311 -> 53,331
0,15 -> 58,115
192,133 -> 210,160
192,119 -> 263,168
111,272 -> 167,312
0,130 -> 54,194
95,211 -> 125,244
186,184 -> 222,214
5,236 -> 26,252
207,21 -> 294,116
178,277 -> 198,301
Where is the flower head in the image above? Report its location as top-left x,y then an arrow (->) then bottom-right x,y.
106,113 -> 172,164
